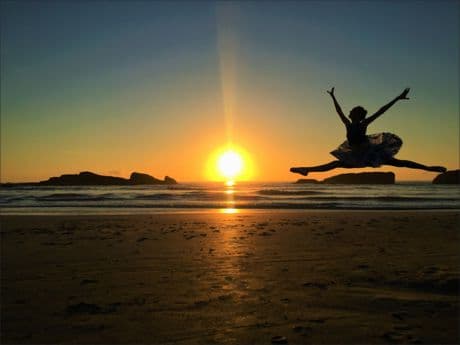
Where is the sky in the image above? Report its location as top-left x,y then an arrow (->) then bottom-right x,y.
1,0 -> 459,182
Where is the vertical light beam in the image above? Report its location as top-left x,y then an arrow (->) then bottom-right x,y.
216,2 -> 240,145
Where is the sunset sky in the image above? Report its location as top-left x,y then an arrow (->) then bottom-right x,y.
1,1 -> 459,182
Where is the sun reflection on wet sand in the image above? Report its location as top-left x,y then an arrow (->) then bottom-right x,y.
220,208 -> 238,214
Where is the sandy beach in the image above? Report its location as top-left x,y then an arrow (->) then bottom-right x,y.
1,211 -> 459,344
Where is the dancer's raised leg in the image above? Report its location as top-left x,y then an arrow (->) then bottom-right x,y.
385,158 -> 446,173
290,160 -> 345,176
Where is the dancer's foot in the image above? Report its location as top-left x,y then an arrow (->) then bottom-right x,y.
290,167 -> 309,176
429,166 -> 447,173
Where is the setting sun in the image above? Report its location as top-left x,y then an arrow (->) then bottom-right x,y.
217,151 -> 242,179
205,145 -> 255,182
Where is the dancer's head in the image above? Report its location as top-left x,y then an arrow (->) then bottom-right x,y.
349,106 -> 367,122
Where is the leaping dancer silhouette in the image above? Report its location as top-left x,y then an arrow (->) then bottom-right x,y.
290,87 -> 447,176
291,88 -> 446,176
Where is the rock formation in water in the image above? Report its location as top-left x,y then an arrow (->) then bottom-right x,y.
295,179 -> 320,184
322,172 -> 395,184
295,172 -> 395,184
2,171 -> 180,186
432,170 -> 460,184
39,171 -> 128,186
129,172 -> 174,185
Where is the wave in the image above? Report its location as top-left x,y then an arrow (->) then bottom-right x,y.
177,191 -> 266,201
1,182 -> 459,213
35,193 -> 116,202
2,202 -> 459,210
257,189 -> 324,196
166,186 -> 207,191
297,196 -> 460,202
134,193 -> 177,200
3,194 -> 459,204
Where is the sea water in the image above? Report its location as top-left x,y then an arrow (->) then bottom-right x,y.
1,182 -> 459,215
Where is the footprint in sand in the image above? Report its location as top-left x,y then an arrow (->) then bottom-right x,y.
391,311 -> 409,320
292,325 -> 312,337
302,282 -> 330,290
71,323 -> 105,332
80,279 -> 98,285
66,302 -> 120,315
259,231 -> 272,237
193,300 -> 209,308
382,328 -> 420,344
271,335 -> 288,344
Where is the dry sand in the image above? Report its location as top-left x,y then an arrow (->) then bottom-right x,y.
1,211 -> 459,344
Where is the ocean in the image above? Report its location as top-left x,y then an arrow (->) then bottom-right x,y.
0,182 -> 459,215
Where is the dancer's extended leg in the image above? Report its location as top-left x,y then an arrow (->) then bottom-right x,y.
290,160 -> 345,176
386,158 -> 446,173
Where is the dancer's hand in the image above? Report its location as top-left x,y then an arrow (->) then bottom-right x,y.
398,88 -> 410,100
327,87 -> 335,97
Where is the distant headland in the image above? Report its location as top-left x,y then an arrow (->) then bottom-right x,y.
1,171 -> 177,186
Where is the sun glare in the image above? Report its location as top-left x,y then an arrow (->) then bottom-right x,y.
206,145 -> 254,183
218,151 -> 242,179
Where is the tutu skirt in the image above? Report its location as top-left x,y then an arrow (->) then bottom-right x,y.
330,132 -> 402,168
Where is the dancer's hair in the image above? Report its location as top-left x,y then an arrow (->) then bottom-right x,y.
349,106 -> 367,122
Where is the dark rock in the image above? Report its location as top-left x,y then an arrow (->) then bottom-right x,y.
129,172 -> 162,184
295,179 -> 320,184
164,176 -> 177,184
322,172 -> 395,184
10,171 -> 180,186
432,170 -> 460,184
39,171 -> 128,186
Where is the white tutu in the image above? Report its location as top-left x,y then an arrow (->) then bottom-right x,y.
330,132 -> 402,168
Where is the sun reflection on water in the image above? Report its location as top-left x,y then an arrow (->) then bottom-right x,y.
221,181 -> 238,214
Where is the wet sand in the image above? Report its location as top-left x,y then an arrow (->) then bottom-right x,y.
1,211 -> 459,344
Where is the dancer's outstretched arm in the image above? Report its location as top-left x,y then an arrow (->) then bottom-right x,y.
364,88 -> 410,125
327,87 -> 350,126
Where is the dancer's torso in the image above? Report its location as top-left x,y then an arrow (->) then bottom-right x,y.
346,122 -> 368,146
